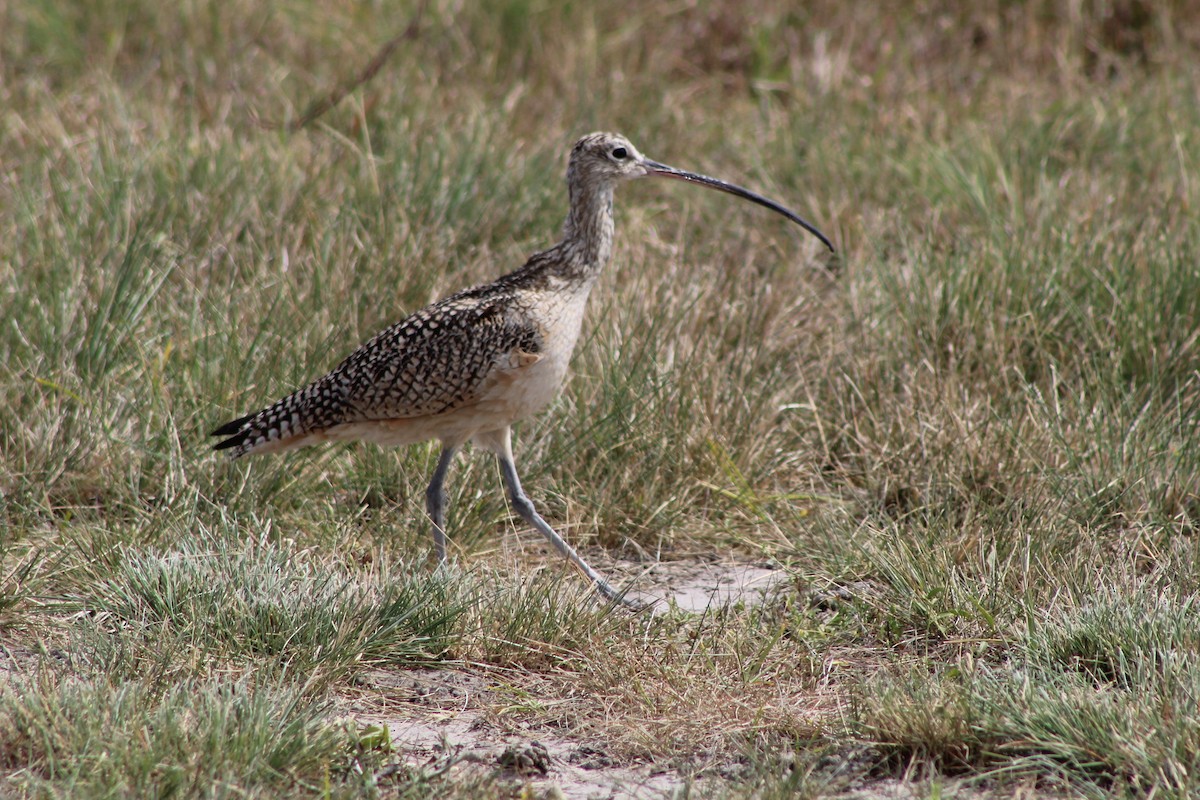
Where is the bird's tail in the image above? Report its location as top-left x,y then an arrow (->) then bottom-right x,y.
210,412 -> 258,455
211,387 -> 326,457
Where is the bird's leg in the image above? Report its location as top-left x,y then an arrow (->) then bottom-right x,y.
482,428 -> 642,609
425,445 -> 458,564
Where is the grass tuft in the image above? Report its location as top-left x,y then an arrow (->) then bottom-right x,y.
0,674 -> 416,799
55,534 -> 460,686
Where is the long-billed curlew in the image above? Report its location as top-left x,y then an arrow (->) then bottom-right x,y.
212,132 -> 833,607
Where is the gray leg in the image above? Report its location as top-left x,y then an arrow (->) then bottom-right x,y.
425,445 -> 457,563
485,431 -> 640,609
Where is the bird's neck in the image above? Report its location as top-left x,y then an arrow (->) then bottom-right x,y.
553,180 -> 615,284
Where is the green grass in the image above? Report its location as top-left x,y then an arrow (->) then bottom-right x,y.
59,534 -> 459,683
2,0 -> 1200,797
856,590 -> 1200,795
2,676 -> 341,798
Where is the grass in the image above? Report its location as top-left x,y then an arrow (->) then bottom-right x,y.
2,0 -> 1199,796
2,676 -> 351,798
856,590 -> 1200,794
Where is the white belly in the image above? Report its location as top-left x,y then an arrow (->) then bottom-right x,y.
475,284 -> 591,423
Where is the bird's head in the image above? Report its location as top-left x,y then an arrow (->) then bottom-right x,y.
567,131 -> 835,252
567,132 -> 651,184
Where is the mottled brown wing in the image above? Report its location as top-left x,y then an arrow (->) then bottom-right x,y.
211,289 -> 540,457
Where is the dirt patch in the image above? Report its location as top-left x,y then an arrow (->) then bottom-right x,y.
349,667 -> 693,799
343,559 -> 800,798
631,559 -> 793,613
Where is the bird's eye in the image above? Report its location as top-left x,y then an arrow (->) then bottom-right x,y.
611,147 -> 628,160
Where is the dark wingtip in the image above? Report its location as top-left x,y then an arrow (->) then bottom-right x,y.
211,413 -> 254,451
213,434 -> 248,452
211,413 -> 252,437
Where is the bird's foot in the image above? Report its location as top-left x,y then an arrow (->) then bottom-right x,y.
596,581 -> 654,612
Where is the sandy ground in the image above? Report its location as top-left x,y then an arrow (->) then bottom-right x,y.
635,560 -> 793,614
369,667 -> 686,798
347,559 -> 795,799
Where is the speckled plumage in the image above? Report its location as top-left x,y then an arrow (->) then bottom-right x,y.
213,134 -> 620,459
212,132 -> 832,607
212,270 -> 567,457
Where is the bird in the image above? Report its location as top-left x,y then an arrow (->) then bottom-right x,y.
211,132 -> 833,608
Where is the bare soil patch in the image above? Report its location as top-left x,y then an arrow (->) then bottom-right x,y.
365,667 -> 686,798
341,558 -> 800,798
632,558 -> 793,613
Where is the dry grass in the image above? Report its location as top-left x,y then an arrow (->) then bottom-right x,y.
2,0 -> 1199,797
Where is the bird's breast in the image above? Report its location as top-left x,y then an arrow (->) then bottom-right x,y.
479,285 -> 593,422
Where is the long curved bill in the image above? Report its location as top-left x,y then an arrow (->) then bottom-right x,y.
643,159 -> 834,252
